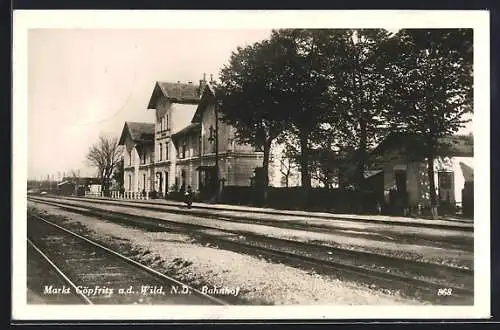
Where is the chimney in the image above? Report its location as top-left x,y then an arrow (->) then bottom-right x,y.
199,73 -> 207,97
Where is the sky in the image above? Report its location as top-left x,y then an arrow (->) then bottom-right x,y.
28,29 -> 272,180
27,28 -> 472,181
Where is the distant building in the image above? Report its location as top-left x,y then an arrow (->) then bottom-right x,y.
56,180 -> 75,195
268,141 -> 301,188
60,176 -> 102,195
369,133 -> 473,214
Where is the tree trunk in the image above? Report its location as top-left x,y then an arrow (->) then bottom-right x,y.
356,119 -> 368,190
262,140 -> 271,204
101,177 -> 106,196
104,177 -> 110,196
354,119 -> 368,213
427,156 -> 438,219
299,133 -> 311,206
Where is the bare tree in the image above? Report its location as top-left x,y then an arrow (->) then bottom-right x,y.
86,135 -> 122,196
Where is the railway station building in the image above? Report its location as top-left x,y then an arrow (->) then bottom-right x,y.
119,76 -> 266,200
118,122 -> 155,194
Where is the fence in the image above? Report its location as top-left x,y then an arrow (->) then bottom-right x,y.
88,190 -> 155,200
220,186 -> 380,214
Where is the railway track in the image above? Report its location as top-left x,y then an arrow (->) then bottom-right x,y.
56,194 -> 474,230
27,212 -> 228,305
31,195 -> 473,251
29,196 -> 473,273
28,197 -> 474,305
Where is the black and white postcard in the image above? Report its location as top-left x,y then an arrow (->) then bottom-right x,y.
12,10 -> 490,320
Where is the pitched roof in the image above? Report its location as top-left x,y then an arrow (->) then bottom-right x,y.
371,133 -> 473,158
147,81 -> 201,109
439,135 -> 474,156
171,123 -> 201,145
191,83 -> 216,123
57,180 -> 72,186
118,122 -> 155,145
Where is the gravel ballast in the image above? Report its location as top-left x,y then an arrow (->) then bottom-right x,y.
28,202 -> 426,305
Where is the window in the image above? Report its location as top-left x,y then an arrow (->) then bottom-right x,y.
182,143 -> 186,158
128,150 -> 132,166
128,174 -> 131,191
141,151 -> 146,164
166,115 -> 169,130
166,143 -> 169,160
438,171 -> 453,189
159,117 -> 165,132
159,144 -> 163,161
143,174 -> 146,190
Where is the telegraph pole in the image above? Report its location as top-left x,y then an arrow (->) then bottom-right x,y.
214,102 -> 219,202
212,74 -> 220,203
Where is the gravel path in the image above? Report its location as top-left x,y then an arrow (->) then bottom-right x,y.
38,198 -> 472,269
29,203 -> 426,305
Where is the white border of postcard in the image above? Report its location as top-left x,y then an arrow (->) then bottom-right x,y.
12,9 -> 491,320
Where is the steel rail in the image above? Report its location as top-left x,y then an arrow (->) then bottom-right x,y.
29,213 -> 229,305
27,238 -> 93,304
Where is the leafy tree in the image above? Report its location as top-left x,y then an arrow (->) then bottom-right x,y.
269,29 -> 337,198
215,38 -> 291,202
268,29 -> 396,199
389,29 -> 473,217
317,29 -> 397,190
86,135 -> 122,196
